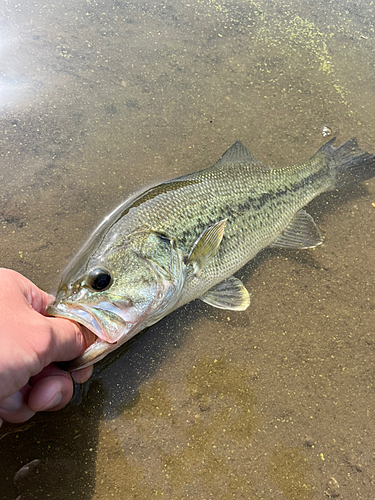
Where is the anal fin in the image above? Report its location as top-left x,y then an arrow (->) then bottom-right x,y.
270,209 -> 323,249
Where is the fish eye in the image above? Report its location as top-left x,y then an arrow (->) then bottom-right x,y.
88,268 -> 113,291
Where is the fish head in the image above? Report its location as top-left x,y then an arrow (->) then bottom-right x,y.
47,230 -> 185,369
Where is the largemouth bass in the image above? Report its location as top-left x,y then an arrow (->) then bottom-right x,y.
47,138 -> 375,371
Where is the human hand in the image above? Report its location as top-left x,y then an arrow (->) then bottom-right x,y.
0,269 -> 95,425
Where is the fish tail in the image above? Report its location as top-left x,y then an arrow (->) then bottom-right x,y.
319,137 -> 375,189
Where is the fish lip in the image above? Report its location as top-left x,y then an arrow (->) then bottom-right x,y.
46,302 -> 125,343
57,338 -> 116,372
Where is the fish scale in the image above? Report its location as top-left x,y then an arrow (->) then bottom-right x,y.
113,150 -> 329,289
47,138 -> 375,370
167,165 -> 331,304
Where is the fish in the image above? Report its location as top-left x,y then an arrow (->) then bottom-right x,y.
47,138 -> 375,371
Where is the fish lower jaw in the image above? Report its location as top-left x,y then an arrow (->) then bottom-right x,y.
60,339 -> 118,372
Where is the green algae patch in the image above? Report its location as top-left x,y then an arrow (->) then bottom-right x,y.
193,0 -> 359,114
283,16 -> 333,75
159,357 -> 257,492
187,356 -> 257,441
110,356 -> 258,498
268,444 -> 314,500
121,380 -> 175,421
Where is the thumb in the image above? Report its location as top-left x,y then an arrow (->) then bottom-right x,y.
42,316 -> 96,365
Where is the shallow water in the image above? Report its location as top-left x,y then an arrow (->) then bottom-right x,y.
0,0 -> 374,498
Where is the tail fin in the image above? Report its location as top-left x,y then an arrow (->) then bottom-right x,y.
319,137 -> 375,189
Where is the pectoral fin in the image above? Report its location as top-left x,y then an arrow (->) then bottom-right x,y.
187,219 -> 227,276
199,276 -> 250,311
270,209 -> 323,249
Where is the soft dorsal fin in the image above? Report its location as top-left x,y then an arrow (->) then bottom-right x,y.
270,209 -> 323,249
187,219 -> 227,276
215,140 -> 262,166
168,141 -> 265,185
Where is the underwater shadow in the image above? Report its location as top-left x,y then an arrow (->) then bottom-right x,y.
0,379 -> 105,500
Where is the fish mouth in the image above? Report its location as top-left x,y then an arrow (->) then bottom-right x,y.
47,302 -> 127,343
46,300 -> 145,371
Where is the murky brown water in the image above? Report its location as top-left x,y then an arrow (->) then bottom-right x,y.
1,0 -> 374,498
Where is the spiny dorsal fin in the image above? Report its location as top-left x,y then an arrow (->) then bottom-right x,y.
187,219 -> 227,276
199,276 -> 250,311
270,209 -> 323,249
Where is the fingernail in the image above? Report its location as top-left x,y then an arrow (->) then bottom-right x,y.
0,391 -> 23,411
71,366 -> 93,384
39,391 -> 62,411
